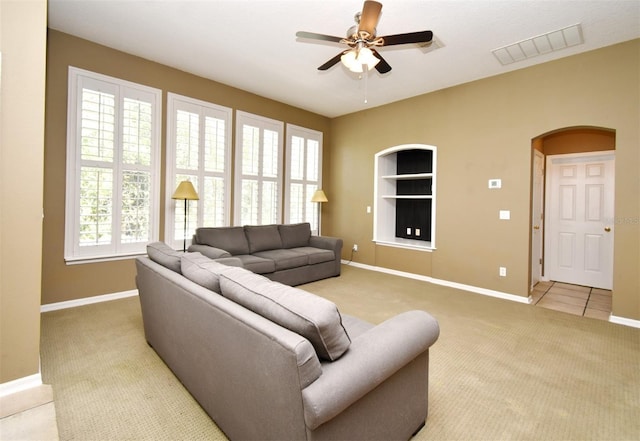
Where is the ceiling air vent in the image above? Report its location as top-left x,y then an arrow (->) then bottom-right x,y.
492,23 -> 584,66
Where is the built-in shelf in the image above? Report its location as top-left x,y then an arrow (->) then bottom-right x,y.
375,237 -> 435,251
381,195 -> 433,199
373,144 -> 437,251
382,173 -> 433,180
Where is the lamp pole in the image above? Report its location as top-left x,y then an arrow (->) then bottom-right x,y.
182,198 -> 188,252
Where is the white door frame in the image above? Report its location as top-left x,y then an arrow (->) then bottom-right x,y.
544,151 -> 615,289
530,149 -> 545,290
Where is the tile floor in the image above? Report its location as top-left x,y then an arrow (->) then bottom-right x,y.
0,385 -> 59,440
531,281 -> 612,320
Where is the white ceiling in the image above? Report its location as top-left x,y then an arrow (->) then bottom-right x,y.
47,0 -> 640,118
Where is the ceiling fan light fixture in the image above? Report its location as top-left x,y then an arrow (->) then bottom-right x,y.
341,47 -> 380,72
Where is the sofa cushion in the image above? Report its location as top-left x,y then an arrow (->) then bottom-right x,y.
181,252 -> 232,293
279,223 -> 311,249
289,247 -> 335,265
253,249 -> 309,271
234,254 -> 277,274
219,267 -> 351,361
213,257 -> 245,267
244,224 -> 283,253
196,227 -> 249,255
147,242 -> 183,273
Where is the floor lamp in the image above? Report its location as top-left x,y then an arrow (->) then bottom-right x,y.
310,189 -> 328,236
172,180 -> 199,252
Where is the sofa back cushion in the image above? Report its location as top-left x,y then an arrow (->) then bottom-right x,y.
244,224 -> 283,253
147,242 -> 183,273
196,227 -> 250,255
278,223 -> 311,248
219,267 -> 351,361
181,252 -> 232,293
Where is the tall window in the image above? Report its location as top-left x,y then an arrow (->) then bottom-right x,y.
65,67 -> 161,262
234,111 -> 284,225
285,124 -> 323,233
166,93 -> 232,250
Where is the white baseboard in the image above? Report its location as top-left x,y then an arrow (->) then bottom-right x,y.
40,269 -> 640,329
609,315 -> 640,329
41,289 -> 138,313
342,260 -> 530,304
0,373 -> 42,398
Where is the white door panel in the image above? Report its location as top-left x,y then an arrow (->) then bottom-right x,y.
545,152 -> 614,289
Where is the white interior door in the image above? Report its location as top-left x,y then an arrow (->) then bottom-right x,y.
545,152 -> 615,289
530,150 -> 545,289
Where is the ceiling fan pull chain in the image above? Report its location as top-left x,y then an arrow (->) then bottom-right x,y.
363,68 -> 369,104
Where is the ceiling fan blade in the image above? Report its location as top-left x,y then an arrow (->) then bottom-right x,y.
380,30 -> 433,46
296,31 -> 344,44
371,49 -> 392,74
318,52 -> 345,71
358,0 -> 382,36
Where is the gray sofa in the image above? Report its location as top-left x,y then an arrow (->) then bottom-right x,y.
188,223 -> 342,286
137,243 -> 440,441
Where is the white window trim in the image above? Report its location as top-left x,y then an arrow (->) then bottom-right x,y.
234,111 -> 284,226
64,67 -> 161,263
165,93 -> 233,249
284,124 -> 323,233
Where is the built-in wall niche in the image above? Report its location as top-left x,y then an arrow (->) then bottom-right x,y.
374,144 -> 436,251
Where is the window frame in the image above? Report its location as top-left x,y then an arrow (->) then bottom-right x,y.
64,67 -> 161,263
233,111 -> 284,226
165,93 -> 233,250
284,124 -> 323,234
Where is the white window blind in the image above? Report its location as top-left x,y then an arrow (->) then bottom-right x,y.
166,93 -> 232,250
234,111 -> 284,225
284,124 -> 323,233
65,67 -> 161,262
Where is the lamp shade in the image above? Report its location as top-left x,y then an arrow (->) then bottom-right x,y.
311,189 -> 328,203
341,47 -> 380,73
171,180 -> 199,200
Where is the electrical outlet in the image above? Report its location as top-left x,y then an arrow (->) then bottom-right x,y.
352,244 -> 358,252
499,267 -> 507,277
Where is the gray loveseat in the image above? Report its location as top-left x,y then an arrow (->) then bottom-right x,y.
188,223 -> 342,286
137,243 -> 440,441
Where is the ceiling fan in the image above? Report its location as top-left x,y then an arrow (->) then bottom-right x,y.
296,0 -> 433,74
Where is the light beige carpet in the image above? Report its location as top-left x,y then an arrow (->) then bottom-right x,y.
41,264 -> 640,440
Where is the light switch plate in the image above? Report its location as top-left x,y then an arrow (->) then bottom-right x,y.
489,179 -> 502,189
499,210 -> 511,220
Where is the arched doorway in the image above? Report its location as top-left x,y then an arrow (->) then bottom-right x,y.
529,127 -> 615,318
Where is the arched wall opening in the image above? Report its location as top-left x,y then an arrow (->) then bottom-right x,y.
530,126 -> 616,299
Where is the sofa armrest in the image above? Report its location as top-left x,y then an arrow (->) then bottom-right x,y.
301,310 -> 439,430
309,235 -> 342,253
309,236 -> 343,276
187,244 -> 232,259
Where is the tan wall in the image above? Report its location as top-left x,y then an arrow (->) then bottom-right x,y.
43,32 -> 640,322
43,30 -> 330,305
329,40 -> 639,320
0,0 -> 47,383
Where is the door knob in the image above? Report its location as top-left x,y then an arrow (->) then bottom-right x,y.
604,227 -> 611,232
533,225 -> 540,230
